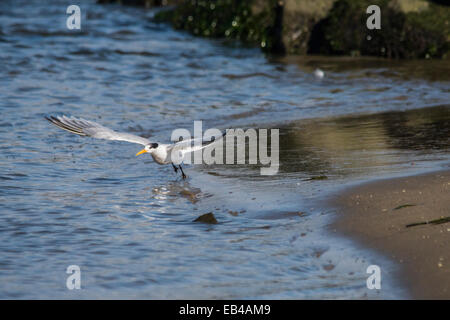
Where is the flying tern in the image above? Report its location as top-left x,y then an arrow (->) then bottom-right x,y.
46,115 -> 225,179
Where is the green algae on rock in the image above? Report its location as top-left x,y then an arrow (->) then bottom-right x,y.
154,0 -> 286,53
99,0 -> 450,59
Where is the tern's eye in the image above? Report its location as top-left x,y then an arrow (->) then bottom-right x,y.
151,143 -> 159,149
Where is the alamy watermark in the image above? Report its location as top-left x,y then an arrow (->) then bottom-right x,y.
366,5 -> 381,30
66,5 -> 81,30
366,265 -> 381,290
170,121 -> 279,175
66,265 -> 81,290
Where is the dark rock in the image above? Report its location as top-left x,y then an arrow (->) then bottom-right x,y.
310,0 -> 450,59
193,212 -> 218,224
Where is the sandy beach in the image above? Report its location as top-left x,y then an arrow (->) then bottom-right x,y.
330,170 -> 450,299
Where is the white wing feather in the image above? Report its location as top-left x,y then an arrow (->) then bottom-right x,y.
47,115 -> 151,146
170,132 -> 226,155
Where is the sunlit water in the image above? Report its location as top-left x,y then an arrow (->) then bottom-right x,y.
0,0 -> 449,299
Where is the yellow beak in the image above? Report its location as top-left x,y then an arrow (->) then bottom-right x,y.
136,149 -> 147,156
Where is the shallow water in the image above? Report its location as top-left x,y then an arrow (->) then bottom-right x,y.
0,0 -> 449,299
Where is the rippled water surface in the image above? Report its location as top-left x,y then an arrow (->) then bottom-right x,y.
0,0 -> 449,298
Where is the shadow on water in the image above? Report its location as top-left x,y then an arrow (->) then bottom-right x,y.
280,104 -> 450,177
203,105 -> 450,181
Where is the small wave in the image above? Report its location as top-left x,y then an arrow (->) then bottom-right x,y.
10,27 -> 87,37
113,49 -> 161,57
69,48 -> 161,58
222,72 -> 277,80
110,30 -> 136,36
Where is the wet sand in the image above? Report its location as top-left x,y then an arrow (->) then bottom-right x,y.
330,170 -> 450,299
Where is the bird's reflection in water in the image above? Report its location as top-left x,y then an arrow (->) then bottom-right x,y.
152,181 -> 202,204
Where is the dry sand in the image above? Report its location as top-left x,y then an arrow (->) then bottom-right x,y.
330,170 -> 450,299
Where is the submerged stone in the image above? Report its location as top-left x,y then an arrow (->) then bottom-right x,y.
194,212 -> 218,224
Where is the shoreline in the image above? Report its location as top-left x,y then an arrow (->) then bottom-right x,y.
329,169 -> 450,299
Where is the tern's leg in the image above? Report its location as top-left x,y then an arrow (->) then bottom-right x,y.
179,165 -> 187,180
172,163 -> 178,173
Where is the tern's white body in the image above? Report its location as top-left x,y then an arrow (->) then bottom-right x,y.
149,144 -> 171,164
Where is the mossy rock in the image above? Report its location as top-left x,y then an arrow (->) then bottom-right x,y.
154,0 -> 285,53
310,0 -> 450,59
101,0 -> 449,59
282,0 -> 337,55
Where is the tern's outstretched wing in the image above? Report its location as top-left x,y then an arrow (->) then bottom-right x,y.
46,115 -> 151,146
170,131 -> 226,155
